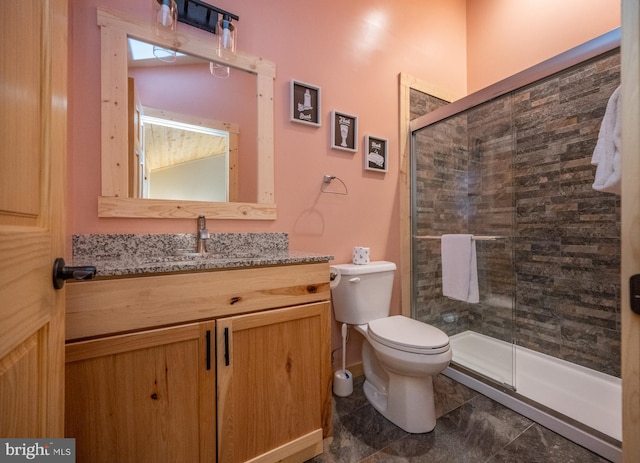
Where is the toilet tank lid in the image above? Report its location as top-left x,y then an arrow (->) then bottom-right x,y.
331,261 -> 396,275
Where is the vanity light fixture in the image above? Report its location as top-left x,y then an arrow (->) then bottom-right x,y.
173,0 -> 239,75
152,0 -> 178,62
210,62 -> 230,78
216,14 -> 237,60
152,45 -> 178,62
153,0 -> 178,33
174,0 -> 239,39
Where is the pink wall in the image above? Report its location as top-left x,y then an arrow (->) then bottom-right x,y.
68,0 -> 619,369
68,0 -> 467,367
68,0 -> 468,242
466,0 -> 621,93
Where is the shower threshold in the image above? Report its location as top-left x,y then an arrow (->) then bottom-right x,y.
446,330 -> 621,462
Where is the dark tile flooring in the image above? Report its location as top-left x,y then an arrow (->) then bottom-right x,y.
310,375 -> 610,463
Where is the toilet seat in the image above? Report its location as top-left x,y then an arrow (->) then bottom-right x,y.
368,316 -> 450,354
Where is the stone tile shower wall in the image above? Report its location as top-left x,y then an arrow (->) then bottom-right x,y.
412,50 -> 621,377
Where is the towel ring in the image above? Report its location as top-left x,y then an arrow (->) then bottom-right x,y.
321,175 -> 348,195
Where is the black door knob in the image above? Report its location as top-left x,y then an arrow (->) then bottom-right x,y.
630,274 -> 640,315
52,257 -> 97,290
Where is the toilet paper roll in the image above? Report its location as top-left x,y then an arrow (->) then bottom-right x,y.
330,268 -> 341,289
352,246 -> 370,265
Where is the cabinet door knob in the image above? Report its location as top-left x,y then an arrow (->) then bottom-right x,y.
224,327 -> 230,366
206,330 -> 211,370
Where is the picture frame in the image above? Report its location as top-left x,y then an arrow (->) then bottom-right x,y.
364,135 -> 388,172
290,80 -> 321,126
330,110 -> 358,152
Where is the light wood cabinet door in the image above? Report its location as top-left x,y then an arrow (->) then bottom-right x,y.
65,322 -> 216,463
217,302 -> 331,463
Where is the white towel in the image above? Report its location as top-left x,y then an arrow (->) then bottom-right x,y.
441,234 -> 479,303
591,85 -> 621,195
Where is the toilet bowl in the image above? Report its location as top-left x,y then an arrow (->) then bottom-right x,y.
330,262 -> 452,433
356,317 -> 451,432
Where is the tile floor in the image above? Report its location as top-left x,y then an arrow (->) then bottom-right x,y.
310,375 -> 610,463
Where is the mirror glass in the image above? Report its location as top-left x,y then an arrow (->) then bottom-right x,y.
127,38 -> 257,203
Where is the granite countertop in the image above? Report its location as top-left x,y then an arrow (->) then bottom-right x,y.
72,233 -> 333,278
78,250 -> 333,278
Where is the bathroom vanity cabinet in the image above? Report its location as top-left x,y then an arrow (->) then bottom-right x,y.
64,262 -> 331,463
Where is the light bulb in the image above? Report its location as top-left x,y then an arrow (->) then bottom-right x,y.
221,20 -> 233,50
217,16 -> 237,60
157,4 -> 173,28
153,0 -> 177,35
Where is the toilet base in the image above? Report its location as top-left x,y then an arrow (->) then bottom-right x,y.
359,334 -> 442,434
363,373 -> 436,434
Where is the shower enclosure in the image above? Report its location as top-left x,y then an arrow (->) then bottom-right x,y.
409,30 -> 621,460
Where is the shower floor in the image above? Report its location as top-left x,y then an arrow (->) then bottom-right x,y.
449,330 -> 621,442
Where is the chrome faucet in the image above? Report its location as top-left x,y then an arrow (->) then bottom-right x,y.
196,215 -> 209,253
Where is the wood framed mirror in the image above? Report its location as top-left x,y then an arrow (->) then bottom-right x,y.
97,7 -> 276,219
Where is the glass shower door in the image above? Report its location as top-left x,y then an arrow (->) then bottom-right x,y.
410,96 -> 516,389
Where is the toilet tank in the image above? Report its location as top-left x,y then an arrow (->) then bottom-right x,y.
330,261 -> 396,325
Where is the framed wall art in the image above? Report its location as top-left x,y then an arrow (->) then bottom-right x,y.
290,80 -> 321,126
330,110 -> 358,152
364,135 -> 388,172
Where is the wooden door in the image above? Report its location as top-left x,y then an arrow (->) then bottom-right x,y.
0,0 -> 67,437
621,0 -> 640,460
65,322 -> 216,463
217,302 -> 331,463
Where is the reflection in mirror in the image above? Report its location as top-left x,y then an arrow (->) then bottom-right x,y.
97,7 -> 276,219
139,113 -> 233,202
127,38 -> 255,203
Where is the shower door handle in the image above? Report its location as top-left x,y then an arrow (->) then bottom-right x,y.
630,274 -> 640,314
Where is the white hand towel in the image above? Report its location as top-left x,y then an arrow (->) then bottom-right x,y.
591,85 -> 621,195
441,234 -> 479,303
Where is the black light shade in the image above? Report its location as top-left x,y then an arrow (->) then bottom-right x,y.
174,0 -> 238,35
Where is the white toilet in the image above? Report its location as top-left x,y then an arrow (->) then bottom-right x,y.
330,261 -> 452,433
